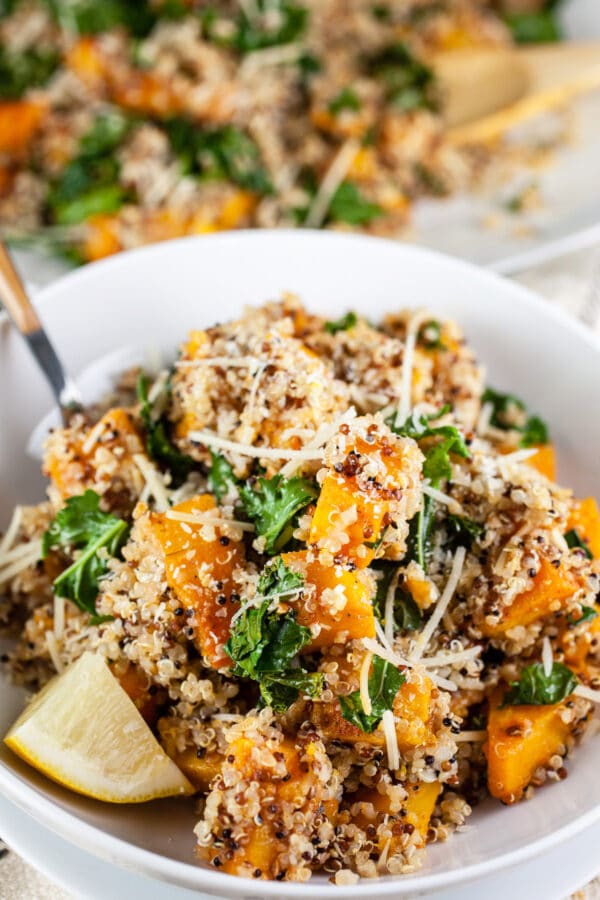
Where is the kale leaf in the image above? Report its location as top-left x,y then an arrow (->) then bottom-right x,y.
502,661 -> 577,707
340,655 -> 405,732
208,450 -> 238,503
137,373 -> 195,487
329,87 -> 361,115
564,528 -> 593,560
324,311 -> 358,335
373,562 -> 422,633
417,318 -> 445,350
225,559 -> 323,710
240,474 -> 317,553
203,1 -> 307,54
567,605 -> 597,627
367,42 -> 437,111
42,490 -> 129,615
328,181 -> 383,226
0,47 -> 59,100
482,387 -> 549,448
445,513 -> 484,551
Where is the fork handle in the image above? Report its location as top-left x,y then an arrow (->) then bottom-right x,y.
0,242 -> 42,334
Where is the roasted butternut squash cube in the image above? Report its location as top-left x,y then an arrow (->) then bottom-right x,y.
526,444 -> 556,481
115,663 -> 161,724
485,690 -> 572,804
43,407 -> 144,511
482,557 -> 578,636
0,100 -> 45,157
568,497 -> 600,559
203,735 -> 338,879
281,549 -> 376,649
352,780 -> 440,850
151,495 -> 245,668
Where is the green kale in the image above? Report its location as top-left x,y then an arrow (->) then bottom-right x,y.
328,88 -> 361,115
502,662 -> 577,707
324,311 -> 358,335
0,47 -> 60,100
390,407 -> 469,569
164,120 -> 272,194
42,0 -> 161,37
328,181 -> 383,226
373,562 -> 422,633
504,8 -> 561,44
208,450 -> 238,503
340,655 -> 405,732
417,318 -> 445,349
567,605 -> 597,627
482,387 -> 549,448
240,474 -> 317,553
367,42 -> 437,112
47,112 -> 132,225
203,0 -> 308,54
42,490 -> 129,615
445,514 -> 484,551
564,528 -> 593,560
225,559 -> 322,710
137,373 -> 194,487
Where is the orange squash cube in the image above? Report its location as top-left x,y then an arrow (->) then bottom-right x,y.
0,100 -> 45,157
486,689 -> 573,804
526,444 -> 556,481
281,549 -> 376,649
151,495 -> 245,668
568,497 -> 600,559
482,557 -> 578,636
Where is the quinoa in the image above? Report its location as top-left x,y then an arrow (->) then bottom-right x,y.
0,1 -> 564,263
2,297 -> 600,883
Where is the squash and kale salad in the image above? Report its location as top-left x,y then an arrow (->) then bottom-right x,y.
2,297 -> 599,885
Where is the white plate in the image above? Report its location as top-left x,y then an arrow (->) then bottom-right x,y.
2,792 -> 599,900
2,230 -> 600,898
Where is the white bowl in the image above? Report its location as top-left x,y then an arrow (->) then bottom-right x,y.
2,230 -> 600,898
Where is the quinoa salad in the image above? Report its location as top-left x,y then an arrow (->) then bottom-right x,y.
0,0 -> 564,264
3,296 -> 600,885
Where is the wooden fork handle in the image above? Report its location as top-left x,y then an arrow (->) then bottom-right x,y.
0,241 -> 42,335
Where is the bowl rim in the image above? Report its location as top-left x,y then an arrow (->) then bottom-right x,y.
3,228 -> 600,897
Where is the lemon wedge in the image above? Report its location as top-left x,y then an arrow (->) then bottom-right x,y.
4,651 -> 193,803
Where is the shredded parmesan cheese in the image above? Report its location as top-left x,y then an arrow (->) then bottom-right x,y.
542,636 -> 553,678
187,430 -> 324,462
81,419 -> 108,456
411,546 -> 466,661
0,505 -> 23,559
53,594 -> 65,642
279,407 -> 356,479
381,709 -> 399,771
395,309 -> 430,427
574,684 -> 600,704
422,483 -> 464,514
455,730 -> 487,742
45,630 -> 64,674
384,568 -> 401,645
132,454 -> 170,512
499,448 -> 539,467
476,401 -> 493,437
0,542 -> 43,584
176,355 -> 262,369
240,40 -> 305,76
304,139 -> 360,229
165,510 -> 255,531
359,651 -> 373,716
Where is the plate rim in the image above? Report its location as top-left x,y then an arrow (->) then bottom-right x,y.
3,228 -> 600,897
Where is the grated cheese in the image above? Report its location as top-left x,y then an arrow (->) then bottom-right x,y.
362,635 -> 457,692
0,505 -> 23,559
165,510 -> 255,532
574,684 -> 600,704
410,546 -> 466,661
542,636 -> 553,678
476,401 -> 493,437
240,40 -> 305,77
0,542 -> 43,585
418,646 -> 481,668
498,447 -> 539,467
359,651 -> 373,716
279,406 -> 356,479
176,355 -> 262,370
422,483 -> 464,514
381,709 -> 400,771
455,730 -> 487,742
384,568 -> 401,646
45,630 -> 64,674
304,139 -> 360,229
81,419 -> 108,456
0,537 -> 44,567
53,594 -> 65,642
132,454 -> 171,512
395,309 -> 430,428
187,430 -> 324,463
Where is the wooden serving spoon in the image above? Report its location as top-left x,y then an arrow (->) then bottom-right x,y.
434,41 -> 600,144
0,241 -> 82,423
